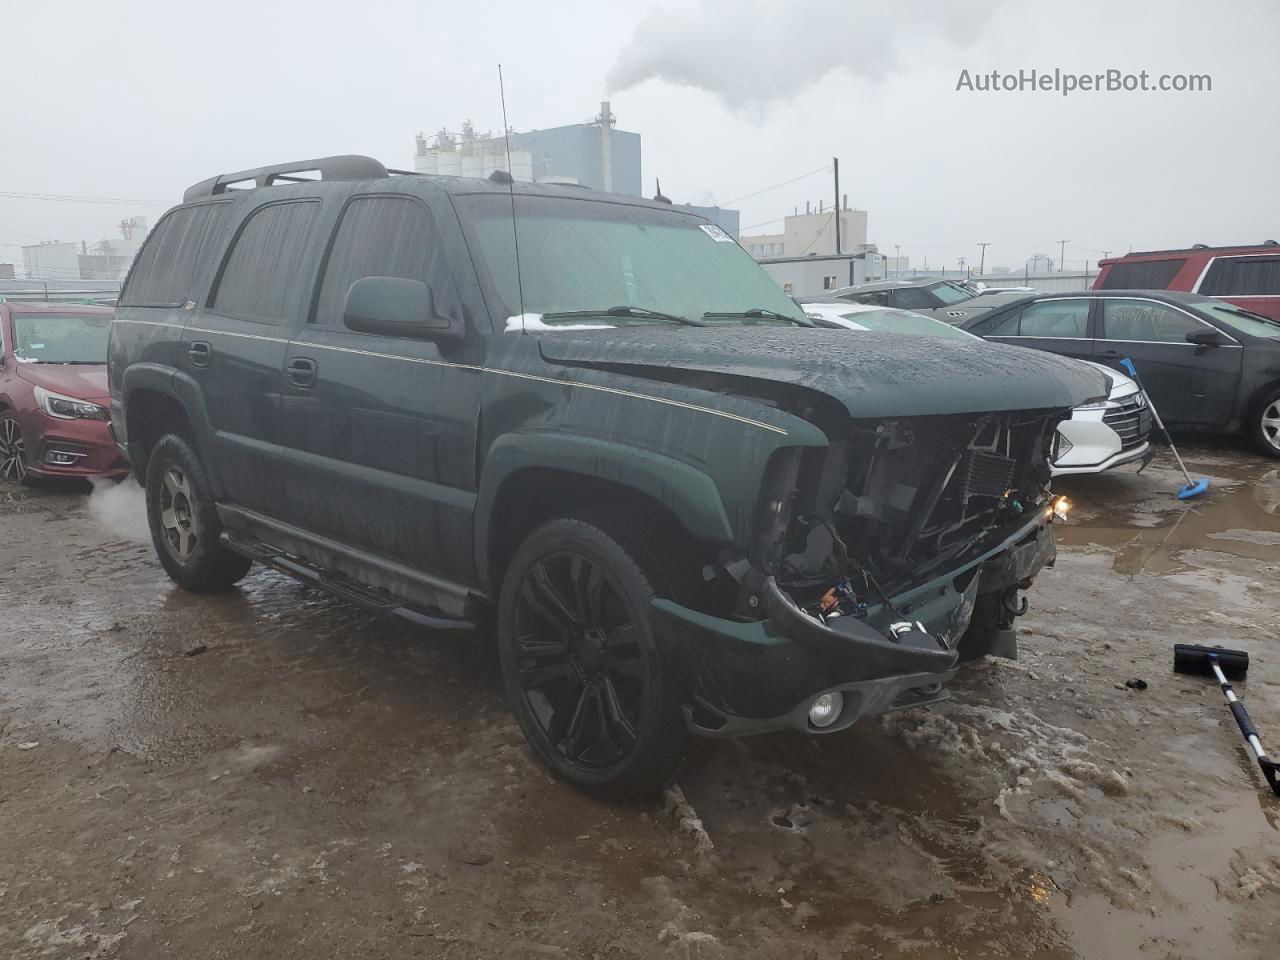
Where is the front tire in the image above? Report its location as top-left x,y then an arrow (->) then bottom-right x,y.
145,433 -> 252,591
497,517 -> 692,798
1252,386 -> 1280,459
0,411 -> 32,485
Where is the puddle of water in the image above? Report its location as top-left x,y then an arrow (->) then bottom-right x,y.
1054,449 -> 1280,576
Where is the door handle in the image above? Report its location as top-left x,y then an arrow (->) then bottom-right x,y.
188,341 -> 212,367
287,357 -> 317,388
1096,348 -> 1123,359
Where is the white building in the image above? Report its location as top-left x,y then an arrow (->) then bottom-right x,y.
741,201 -> 868,259
21,242 -> 80,280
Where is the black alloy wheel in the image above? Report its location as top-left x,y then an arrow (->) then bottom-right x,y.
498,517 -> 691,796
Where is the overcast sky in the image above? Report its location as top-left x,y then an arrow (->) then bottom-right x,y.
2,0 -> 1276,274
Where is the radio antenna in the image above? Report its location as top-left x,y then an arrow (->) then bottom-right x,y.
498,64 -> 527,335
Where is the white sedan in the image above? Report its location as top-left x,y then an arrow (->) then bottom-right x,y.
803,302 -> 1152,476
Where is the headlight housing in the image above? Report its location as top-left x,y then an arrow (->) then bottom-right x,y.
34,385 -> 109,421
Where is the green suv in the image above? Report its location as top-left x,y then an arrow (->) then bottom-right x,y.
108,156 -> 1104,795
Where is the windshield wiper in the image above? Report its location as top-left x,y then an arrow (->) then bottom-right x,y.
540,306 -> 707,327
702,308 -> 813,327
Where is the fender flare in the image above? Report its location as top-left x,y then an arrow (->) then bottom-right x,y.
474,431 -> 736,594
121,365 -> 224,497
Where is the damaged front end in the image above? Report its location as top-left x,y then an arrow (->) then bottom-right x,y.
653,409 -> 1065,738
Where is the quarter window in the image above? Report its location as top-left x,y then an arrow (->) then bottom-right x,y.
314,196 -> 446,327
212,200 -> 321,324
994,299 -> 1090,337
1101,299 -> 1204,343
1199,256 -> 1280,296
119,202 -> 231,308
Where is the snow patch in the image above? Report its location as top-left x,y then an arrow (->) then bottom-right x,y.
504,313 -> 614,333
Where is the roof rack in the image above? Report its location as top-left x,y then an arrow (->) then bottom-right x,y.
183,155 -> 391,203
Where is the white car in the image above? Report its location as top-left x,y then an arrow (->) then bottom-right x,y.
803,302 -> 1152,476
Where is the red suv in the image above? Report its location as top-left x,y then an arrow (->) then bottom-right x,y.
1095,241 -> 1280,321
0,302 -> 129,483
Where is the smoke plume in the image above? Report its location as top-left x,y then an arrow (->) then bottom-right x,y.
608,0 -> 1005,112
88,476 -> 150,542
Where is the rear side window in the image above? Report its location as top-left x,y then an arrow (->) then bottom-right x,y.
991,299 -> 1090,337
1101,299 -> 1205,343
313,196 -> 441,326
1199,256 -> 1280,296
211,200 -> 321,324
888,287 -> 936,310
119,203 -> 230,307
1098,258 -> 1185,290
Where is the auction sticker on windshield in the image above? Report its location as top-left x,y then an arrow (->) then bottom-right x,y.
699,223 -> 734,242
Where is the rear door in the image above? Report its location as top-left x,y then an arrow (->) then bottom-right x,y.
1195,254 -> 1280,323
186,197 -> 325,518
278,192 -> 481,584
1094,297 -> 1242,425
981,297 -> 1095,361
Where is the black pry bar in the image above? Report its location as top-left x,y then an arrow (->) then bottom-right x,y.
1211,653 -> 1280,797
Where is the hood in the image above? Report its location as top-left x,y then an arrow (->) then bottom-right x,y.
923,291 -> 1030,324
1078,359 -> 1138,397
15,362 -> 110,402
538,327 -> 1110,418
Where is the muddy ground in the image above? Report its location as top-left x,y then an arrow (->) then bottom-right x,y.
1,446 -> 1278,959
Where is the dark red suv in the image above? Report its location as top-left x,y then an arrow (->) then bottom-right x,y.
1095,241 -> 1280,321
0,302 -> 129,483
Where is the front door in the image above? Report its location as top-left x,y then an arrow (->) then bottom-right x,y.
1093,297 -> 1242,426
277,193 -> 482,585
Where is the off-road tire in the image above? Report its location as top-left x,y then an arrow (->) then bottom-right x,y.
145,433 -> 252,591
497,516 -> 694,798
1251,385 -> 1280,459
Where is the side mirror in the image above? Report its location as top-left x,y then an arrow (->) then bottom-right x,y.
1185,329 -> 1227,347
343,276 -> 462,341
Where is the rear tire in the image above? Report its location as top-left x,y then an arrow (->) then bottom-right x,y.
497,516 -> 693,798
1251,386 -> 1280,459
145,433 -> 252,591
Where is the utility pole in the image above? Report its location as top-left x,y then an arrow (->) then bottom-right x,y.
894,243 -> 900,277
958,256 -> 967,278
977,241 -> 990,275
833,157 -> 841,256
1057,239 -> 1069,272
1101,249 -> 1112,261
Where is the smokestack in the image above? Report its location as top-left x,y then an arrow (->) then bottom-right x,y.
598,101 -> 615,193
806,201 -> 811,215
843,193 -> 848,210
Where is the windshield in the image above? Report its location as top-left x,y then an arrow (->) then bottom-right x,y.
456,195 -> 808,327
12,313 -> 111,363
929,281 -> 977,306
843,308 -> 978,340
1196,302 -> 1280,338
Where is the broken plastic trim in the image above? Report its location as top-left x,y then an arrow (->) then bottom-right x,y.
763,576 -> 958,674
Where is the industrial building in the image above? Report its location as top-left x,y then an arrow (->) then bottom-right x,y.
414,102 -> 641,196
757,250 -> 888,299
412,103 -> 740,238
19,217 -> 147,281
741,201 -> 869,259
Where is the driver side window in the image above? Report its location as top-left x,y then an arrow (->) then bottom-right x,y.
888,287 -> 936,310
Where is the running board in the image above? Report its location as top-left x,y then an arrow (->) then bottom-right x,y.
220,532 -> 476,633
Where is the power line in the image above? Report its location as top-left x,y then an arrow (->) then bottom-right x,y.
0,190 -> 173,206
722,164 -> 832,207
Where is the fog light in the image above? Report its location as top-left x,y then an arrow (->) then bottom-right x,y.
808,692 -> 844,728
1051,495 -> 1071,522
44,449 -> 86,465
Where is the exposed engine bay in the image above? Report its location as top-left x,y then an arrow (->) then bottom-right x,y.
756,410 -> 1061,634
